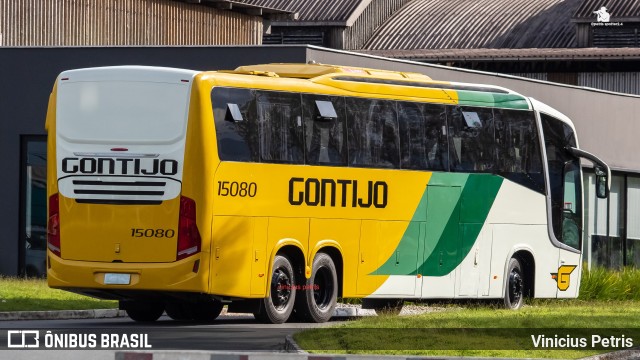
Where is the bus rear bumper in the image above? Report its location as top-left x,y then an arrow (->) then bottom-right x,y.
46,252 -> 209,299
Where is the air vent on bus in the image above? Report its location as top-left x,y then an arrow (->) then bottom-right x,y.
60,177 -> 173,204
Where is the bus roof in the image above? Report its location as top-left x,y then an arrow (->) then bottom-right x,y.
230,62 -> 433,80
220,63 -> 531,110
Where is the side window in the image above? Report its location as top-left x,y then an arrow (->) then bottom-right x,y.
212,87 -> 258,162
398,101 -> 448,171
447,106 -> 495,172
347,98 -> 400,168
302,95 -> 347,165
494,109 -> 545,194
255,91 -> 304,164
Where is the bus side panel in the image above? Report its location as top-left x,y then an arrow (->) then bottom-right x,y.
209,216 -> 310,298
182,75 -> 218,294
487,180 -> 558,298
490,224 -> 557,298
210,216 -> 255,297
358,220 -> 418,297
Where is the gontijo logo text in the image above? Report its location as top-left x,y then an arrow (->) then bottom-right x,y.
288,177 -> 388,208
7,330 -> 152,349
61,157 -> 178,176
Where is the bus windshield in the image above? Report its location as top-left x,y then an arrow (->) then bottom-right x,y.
540,113 -> 583,250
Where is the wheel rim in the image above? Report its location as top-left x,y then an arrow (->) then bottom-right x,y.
313,266 -> 334,310
271,267 -> 292,311
508,269 -> 523,307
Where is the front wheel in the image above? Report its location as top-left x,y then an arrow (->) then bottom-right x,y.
294,252 -> 338,323
504,257 -> 524,310
254,254 -> 296,324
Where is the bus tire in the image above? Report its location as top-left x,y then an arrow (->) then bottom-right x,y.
254,254 -> 296,324
504,257 -> 525,310
165,301 -> 194,321
124,300 -> 164,322
294,252 -> 338,323
192,298 -> 224,322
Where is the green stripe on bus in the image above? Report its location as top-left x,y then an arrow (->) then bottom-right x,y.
456,91 -> 530,110
375,173 -> 503,276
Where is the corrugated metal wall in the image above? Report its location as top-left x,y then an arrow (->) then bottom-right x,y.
578,72 -> 640,95
507,72 -> 640,95
0,0 -> 263,46
344,0 -> 411,50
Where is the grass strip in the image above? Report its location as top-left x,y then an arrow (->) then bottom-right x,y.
295,300 -> 640,359
0,276 -> 116,312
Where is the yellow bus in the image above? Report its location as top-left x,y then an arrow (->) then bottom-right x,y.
46,63 -> 610,323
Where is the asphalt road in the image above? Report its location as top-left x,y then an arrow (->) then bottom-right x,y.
0,313 -> 337,354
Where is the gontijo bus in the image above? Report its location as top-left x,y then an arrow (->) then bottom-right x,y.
45,63 -> 610,323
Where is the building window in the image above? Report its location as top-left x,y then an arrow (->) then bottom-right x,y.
21,137 -> 47,277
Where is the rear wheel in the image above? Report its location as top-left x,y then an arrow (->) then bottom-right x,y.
294,252 -> 338,323
504,257 -> 524,310
123,300 -> 164,322
254,254 -> 296,324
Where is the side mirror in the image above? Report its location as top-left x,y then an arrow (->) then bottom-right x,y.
566,146 -> 610,200
595,166 -> 609,199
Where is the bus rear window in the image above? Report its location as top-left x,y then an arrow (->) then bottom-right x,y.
57,81 -> 190,144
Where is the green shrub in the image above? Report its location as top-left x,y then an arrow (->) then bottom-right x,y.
579,266 -> 640,300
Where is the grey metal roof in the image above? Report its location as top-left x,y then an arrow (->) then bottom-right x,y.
359,47 -> 640,61
172,0 -> 295,18
235,0 -> 369,24
573,0 -> 640,21
363,0 -> 581,50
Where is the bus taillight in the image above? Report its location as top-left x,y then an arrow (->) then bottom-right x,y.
47,193 -> 61,257
177,196 -> 201,261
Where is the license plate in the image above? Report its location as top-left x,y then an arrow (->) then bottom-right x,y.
104,273 -> 131,285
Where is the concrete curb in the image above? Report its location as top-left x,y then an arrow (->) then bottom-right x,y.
284,335 -> 307,354
0,307 -> 370,321
113,352 -> 546,360
578,348 -> 640,359
0,308 -> 126,321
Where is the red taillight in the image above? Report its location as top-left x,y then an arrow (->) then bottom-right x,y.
177,196 -> 201,261
47,193 -> 61,257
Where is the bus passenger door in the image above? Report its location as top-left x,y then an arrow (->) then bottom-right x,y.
556,163 -> 583,298
421,185 -> 461,299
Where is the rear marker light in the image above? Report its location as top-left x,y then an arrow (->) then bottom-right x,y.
177,196 -> 201,261
47,193 -> 61,257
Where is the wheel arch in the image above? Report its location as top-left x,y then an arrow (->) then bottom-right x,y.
312,243 -> 344,298
504,248 -> 536,298
268,240 -> 306,295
